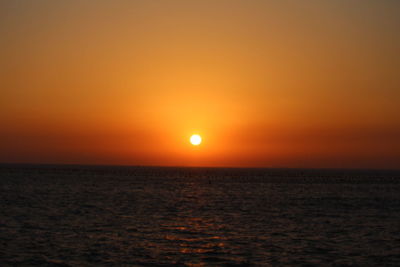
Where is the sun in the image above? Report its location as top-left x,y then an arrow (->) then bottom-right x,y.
190,134 -> 202,146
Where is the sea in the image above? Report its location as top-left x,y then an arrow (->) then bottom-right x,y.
1,164 -> 400,266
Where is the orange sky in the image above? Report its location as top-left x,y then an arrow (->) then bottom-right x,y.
1,1 -> 399,168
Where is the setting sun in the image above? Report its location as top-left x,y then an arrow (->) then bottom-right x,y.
190,134 -> 202,146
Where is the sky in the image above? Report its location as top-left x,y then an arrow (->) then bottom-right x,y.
0,0 -> 399,168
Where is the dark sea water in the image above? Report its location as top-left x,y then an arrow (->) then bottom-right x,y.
1,165 -> 400,266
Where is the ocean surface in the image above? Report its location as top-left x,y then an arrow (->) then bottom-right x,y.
1,165 -> 400,266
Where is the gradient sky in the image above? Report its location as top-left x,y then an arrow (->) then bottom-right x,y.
1,0 -> 399,168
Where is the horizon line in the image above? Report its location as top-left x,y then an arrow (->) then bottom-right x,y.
0,162 -> 399,172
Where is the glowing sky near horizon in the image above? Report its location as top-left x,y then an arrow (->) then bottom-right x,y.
0,0 -> 399,168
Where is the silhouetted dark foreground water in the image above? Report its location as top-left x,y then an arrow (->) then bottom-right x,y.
1,165 -> 400,266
